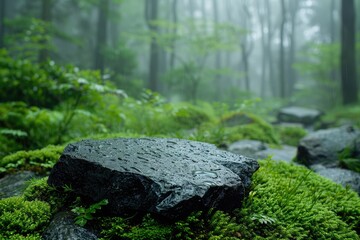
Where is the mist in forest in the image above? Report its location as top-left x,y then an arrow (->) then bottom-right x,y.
0,0 -> 359,110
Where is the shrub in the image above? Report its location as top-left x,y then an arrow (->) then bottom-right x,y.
0,197 -> 51,239
276,125 -> 307,146
171,104 -> 212,129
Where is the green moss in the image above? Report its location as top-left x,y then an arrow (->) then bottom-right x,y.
23,177 -> 68,214
236,159 -> 360,239
0,197 -> 51,239
276,125 -> 307,146
99,210 -> 240,240
220,111 -> 257,127
0,145 -> 64,174
172,104 -> 212,129
224,123 -> 280,145
100,214 -> 173,240
1,234 -> 42,240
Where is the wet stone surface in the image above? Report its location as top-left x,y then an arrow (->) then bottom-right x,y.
296,126 -> 360,167
48,138 -> 259,220
0,171 -> 39,199
43,211 -> 98,240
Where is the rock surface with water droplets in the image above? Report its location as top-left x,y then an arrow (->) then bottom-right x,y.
48,138 -> 259,220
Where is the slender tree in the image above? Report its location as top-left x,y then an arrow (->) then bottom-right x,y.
239,0 -> 253,92
279,0 -> 286,98
212,0 -> 222,98
0,0 -> 5,49
38,0 -> 52,63
340,0 -> 357,104
286,0 -> 300,97
94,0 -> 110,78
169,0 -> 178,70
265,0 -> 275,97
256,0 -> 266,98
145,0 -> 159,92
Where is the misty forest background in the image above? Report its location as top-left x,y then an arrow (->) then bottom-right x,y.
1,0 -> 359,106
0,0 -> 360,157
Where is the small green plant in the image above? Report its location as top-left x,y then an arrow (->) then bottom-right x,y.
71,198 -> 109,227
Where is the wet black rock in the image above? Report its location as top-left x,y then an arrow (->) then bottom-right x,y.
48,138 -> 259,220
42,211 -> 98,240
296,126 -> 360,167
277,106 -> 322,126
0,171 -> 39,199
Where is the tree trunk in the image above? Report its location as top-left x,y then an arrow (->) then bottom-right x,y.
341,0 -> 357,104
329,0 -> 338,104
256,0 -> 266,98
94,0 -> 110,79
239,1 -> 252,92
287,0 -> 299,97
38,0 -> 52,63
279,0 -> 286,98
212,0 -> 222,98
145,0 -> 159,92
169,0 -> 177,70
0,0 -> 5,49
265,0 -> 275,97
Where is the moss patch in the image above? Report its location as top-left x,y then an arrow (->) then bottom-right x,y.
0,145 -> 64,175
236,159 -> 360,239
0,197 -> 51,239
276,125 -> 307,146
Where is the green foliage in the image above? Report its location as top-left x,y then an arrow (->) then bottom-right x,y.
340,158 -> 360,173
5,17 -> 53,61
99,210 -> 240,240
276,125 -> 307,146
23,177 -> 67,214
0,197 -> 51,239
319,105 -> 360,128
174,210 -> 241,240
71,198 -> 109,227
294,43 -> 340,110
100,214 -> 173,240
0,145 -> 64,174
212,111 -> 280,145
236,159 -> 360,239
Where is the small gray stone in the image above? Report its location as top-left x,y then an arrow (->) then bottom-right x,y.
48,138 -> 259,220
255,145 -> 297,164
313,167 -> 360,195
278,106 -> 322,126
0,171 -> 38,199
42,212 -> 98,240
228,140 -> 266,159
